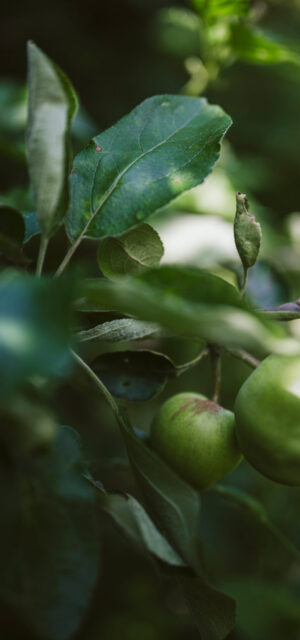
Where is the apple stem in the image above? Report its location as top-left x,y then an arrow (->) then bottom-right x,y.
176,346 -> 209,375
224,347 -> 260,369
209,345 -> 222,403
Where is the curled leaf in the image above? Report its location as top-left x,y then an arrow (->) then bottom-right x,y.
234,192 -> 261,271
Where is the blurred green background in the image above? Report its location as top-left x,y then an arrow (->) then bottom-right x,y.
1,1 -> 300,639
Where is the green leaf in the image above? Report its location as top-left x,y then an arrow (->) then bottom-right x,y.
192,0 -> 249,19
77,318 -> 165,343
26,42 -> 78,238
120,425 -> 202,571
234,192 -> 261,270
0,426 -> 99,640
23,210 -> 41,242
99,490 -> 185,566
230,23 -> 300,66
0,271 -> 74,392
65,95 -> 231,241
78,266 -> 297,354
180,575 -> 236,640
98,223 -> 164,279
91,349 -> 176,401
0,206 -> 30,265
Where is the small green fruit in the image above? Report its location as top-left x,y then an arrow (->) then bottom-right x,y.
234,354 -> 300,486
151,392 -> 242,490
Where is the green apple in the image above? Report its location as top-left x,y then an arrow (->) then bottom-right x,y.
234,354 -> 300,486
150,392 -> 242,490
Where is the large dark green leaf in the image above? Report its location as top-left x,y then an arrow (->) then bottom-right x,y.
26,42 -> 78,238
120,425 -> 202,571
98,490 -> 185,566
0,426 -> 99,640
91,349 -> 176,401
65,95 -> 231,241
97,223 -> 164,279
78,266 -> 296,353
0,271 -> 74,392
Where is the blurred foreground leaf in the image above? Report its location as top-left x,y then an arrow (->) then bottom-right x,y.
79,266 -> 297,354
0,271 -> 74,392
0,426 -> 99,640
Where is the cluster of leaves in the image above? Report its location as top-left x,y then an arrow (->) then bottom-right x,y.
153,0 -> 300,95
0,36 -> 299,640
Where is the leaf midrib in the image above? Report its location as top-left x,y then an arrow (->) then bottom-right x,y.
78,102 -> 216,241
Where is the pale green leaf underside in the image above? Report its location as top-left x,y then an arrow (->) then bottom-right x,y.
26,42 -> 78,238
98,223 -> 164,279
65,95 -> 231,241
100,491 -> 185,566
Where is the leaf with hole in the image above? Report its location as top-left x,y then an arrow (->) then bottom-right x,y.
91,349 -> 176,401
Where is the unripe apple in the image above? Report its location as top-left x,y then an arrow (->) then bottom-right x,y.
234,354 -> 300,486
150,392 -> 242,490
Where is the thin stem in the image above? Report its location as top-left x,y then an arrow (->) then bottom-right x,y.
176,346 -> 209,375
209,345 -> 221,403
35,235 -> 49,277
224,347 -> 260,369
71,350 -> 127,431
55,235 -> 83,277
260,309 -> 300,321
211,484 -> 300,563
240,265 -> 248,297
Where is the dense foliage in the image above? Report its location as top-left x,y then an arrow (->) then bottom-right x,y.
0,2 -> 300,639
